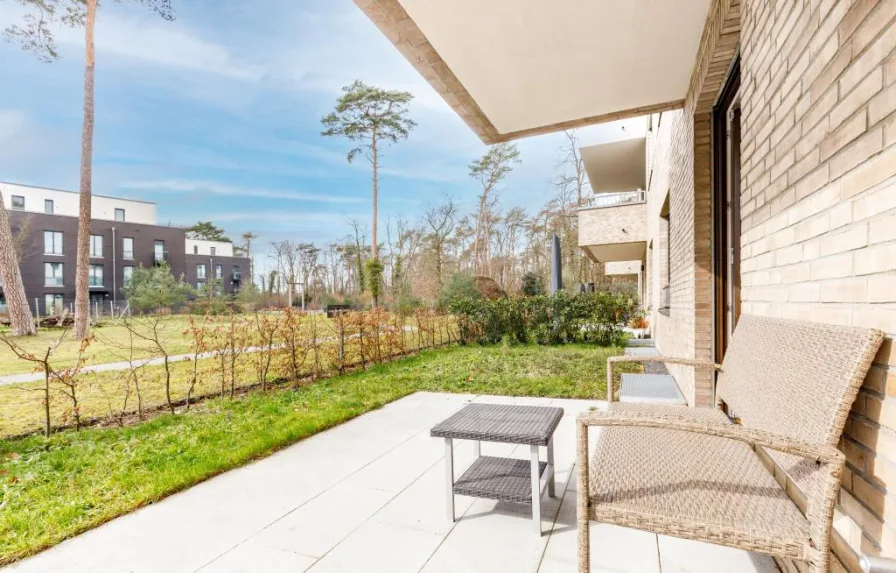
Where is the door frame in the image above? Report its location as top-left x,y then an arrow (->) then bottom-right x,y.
712,55 -> 741,364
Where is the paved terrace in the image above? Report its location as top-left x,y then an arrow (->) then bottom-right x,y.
5,393 -> 779,572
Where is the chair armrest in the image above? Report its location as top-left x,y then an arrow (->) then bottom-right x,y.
576,408 -> 844,563
577,409 -> 841,464
606,355 -> 722,402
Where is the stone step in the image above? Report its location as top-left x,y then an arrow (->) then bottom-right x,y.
620,373 -> 687,406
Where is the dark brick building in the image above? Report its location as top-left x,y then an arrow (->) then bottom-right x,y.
1,182 -> 249,315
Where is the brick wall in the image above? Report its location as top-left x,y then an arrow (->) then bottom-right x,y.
648,0 -> 740,406
578,202 -> 648,247
739,0 -> 896,568
649,107 -> 701,403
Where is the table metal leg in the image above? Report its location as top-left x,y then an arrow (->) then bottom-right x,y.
530,444 -> 541,535
473,440 -> 481,458
445,438 -> 455,522
547,437 -> 556,498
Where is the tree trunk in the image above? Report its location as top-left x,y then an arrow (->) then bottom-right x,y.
73,0 -> 97,340
0,192 -> 35,335
435,242 -> 442,290
43,368 -> 51,437
371,134 -> 378,260
472,194 -> 487,274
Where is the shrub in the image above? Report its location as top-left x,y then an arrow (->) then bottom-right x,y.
472,276 -> 506,300
449,290 -> 636,347
122,263 -> 194,313
365,259 -> 385,306
520,272 -> 545,296
438,272 -> 481,310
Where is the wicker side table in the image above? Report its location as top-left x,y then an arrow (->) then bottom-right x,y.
431,403 -> 564,535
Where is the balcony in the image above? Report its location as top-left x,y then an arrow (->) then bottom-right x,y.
578,190 -> 648,263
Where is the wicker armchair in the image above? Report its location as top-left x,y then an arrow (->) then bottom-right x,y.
577,315 -> 885,573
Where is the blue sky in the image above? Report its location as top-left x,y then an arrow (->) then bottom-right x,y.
0,0 -> 645,266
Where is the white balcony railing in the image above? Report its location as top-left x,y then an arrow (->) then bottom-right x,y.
580,190 -> 646,209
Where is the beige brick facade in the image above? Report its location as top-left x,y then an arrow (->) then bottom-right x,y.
640,0 -> 896,568
646,0 -> 741,407
577,202 -> 648,247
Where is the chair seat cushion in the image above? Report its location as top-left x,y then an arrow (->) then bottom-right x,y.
588,404 -> 811,559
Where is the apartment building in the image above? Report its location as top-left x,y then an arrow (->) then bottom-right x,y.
1,182 -> 249,314
356,0 -> 896,569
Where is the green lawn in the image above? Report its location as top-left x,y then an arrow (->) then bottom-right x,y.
0,316 -> 196,376
0,343 -> 627,565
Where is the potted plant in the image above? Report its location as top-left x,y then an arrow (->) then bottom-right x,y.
628,314 -> 649,339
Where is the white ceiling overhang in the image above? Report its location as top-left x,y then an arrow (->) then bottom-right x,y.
581,138 -> 647,193
355,0 -> 711,143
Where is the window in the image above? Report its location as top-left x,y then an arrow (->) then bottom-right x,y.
154,240 -> 165,263
45,294 -> 64,315
197,279 -> 206,291
44,231 -> 63,255
122,237 -> 134,259
89,264 -> 103,287
193,245 -> 198,254
115,208 -> 125,222
10,195 -> 24,210
232,265 -> 241,280
44,199 -> 54,214
196,264 -> 207,279
660,197 -> 671,313
123,265 -> 134,285
90,234 -> 103,258
215,264 -> 223,279
44,262 -> 64,286
210,246 -> 216,256
215,282 -> 223,296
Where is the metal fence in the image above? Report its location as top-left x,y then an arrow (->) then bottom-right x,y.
23,298 -> 131,324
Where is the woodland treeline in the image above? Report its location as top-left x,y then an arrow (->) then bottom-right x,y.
261,131 -> 627,309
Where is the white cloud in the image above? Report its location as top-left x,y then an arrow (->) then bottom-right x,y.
0,108 -> 80,186
50,10 -> 263,81
0,109 -> 28,143
120,179 -> 364,204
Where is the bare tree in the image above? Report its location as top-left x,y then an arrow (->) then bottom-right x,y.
0,327 -> 91,434
122,314 -> 176,413
422,195 -> 457,291
252,310 -> 279,391
469,143 -> 521,274
556,129 -> 592,281
270,240 -> 301,305
297,243 -> 320,301
240,231 -> 258,287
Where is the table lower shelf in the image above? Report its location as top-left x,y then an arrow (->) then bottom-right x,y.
453,456 -> 548,505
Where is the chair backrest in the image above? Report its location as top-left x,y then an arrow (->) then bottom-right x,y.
716,315 -> 885,446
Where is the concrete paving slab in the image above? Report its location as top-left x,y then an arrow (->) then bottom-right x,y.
540,489 -> 661,573
657,535 -> 779,573
305,520 -> 443,573
4,392 -> 784,573
196,540 -> 316,573
249,482 -> 395,559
